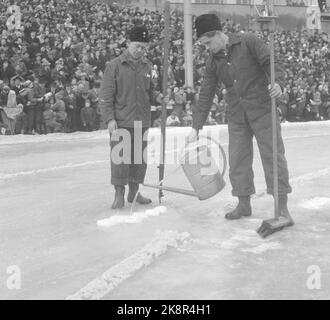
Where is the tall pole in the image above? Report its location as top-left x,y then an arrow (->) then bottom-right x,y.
158,1 -> 170,203
269,32 -> 279,220
184,0 -> 194,88
256,0 -> 279,220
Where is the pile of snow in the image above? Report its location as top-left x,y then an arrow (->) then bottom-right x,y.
97,206 -> 167,228
67,230 -> 190,300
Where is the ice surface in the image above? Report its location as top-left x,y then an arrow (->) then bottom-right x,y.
2,122 -> 330,300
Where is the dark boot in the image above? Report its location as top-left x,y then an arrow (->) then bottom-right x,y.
112,186 -> 125,209
225,196 -> 252,220
278,194 -> 294,225
127,182 -> 152,205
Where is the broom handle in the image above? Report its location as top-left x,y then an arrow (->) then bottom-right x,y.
270,32 -> 279,220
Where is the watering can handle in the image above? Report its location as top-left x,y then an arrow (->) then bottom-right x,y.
184,136 -> 227,177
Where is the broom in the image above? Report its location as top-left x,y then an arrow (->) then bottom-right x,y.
256,31 -> 294,238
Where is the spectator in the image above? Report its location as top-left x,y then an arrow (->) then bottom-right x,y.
1,60 -> 16,83
166,111 -> 181,126
63,83 -> 79,132
310,91 -> 322,120
43,102 -> 61,134
181,101 -> 193,127
15,104 -> 28,134
19,79 -> 37,134
174,86 -> 186,122
81,98 -> 96,131
2,84 -> 19,134
206,112 -> 217,126
51,92 -> 67,132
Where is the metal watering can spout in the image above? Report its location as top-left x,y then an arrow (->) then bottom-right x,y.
143,136 -> 227,201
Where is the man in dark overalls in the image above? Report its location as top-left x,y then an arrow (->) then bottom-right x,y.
188,14 -> 292,221
99,25 -> 154,209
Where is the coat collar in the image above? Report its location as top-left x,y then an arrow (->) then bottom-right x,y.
211,32 -> 242,58
227,32 -> 242,48
120,50 -> 148,65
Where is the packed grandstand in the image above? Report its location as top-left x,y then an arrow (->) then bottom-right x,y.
1,0 -> 330,135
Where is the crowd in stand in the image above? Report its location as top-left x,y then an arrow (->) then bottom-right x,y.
1,0 -> 330,135
286,0 -> 307,7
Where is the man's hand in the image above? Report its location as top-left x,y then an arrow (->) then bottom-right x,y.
108,119 -> 117,135
186,128 -> 198,144
268,83 -> 282,99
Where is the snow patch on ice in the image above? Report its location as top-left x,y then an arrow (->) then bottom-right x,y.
97,206 -> 167,228
241,242 -> 283,254
299,197 -> 330,210
220,228 -> 266,250
66,230 -> 190,300
220,240 -> 240,250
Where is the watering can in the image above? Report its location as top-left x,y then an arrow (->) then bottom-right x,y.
143,136 -> 227,201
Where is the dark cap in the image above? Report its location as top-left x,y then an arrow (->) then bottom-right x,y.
129,25 -> 149,43
195,14 -> 222,39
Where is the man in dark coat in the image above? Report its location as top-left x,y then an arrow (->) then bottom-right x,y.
188,14 -> 293,222
99,25 -> 154,209
63,83 -> 79,132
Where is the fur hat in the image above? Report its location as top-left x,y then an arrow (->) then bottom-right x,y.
195,14 -> 222,39
129,25 -> 149,43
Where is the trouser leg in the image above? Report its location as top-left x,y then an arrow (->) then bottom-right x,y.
228,116 -> 255,197
128,127 -> 148,184
110,126 -> 148,186
110,128 -> 130,186
249,111 -> 292,195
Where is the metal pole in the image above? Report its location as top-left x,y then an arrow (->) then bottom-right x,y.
269,28 -> 279,220
158,1 -> 170,203
184,0 -> 194,88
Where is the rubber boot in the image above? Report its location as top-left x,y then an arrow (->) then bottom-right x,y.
112,186 -> 125,209
225,196 -> 252,220
278,194 -> 294,226
127,182 -> 152,205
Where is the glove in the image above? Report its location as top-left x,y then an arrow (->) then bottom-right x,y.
108,119 -> 118,135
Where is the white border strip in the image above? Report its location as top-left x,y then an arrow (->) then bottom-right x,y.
1,120 -> 330,146
66,230 -> 190,300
